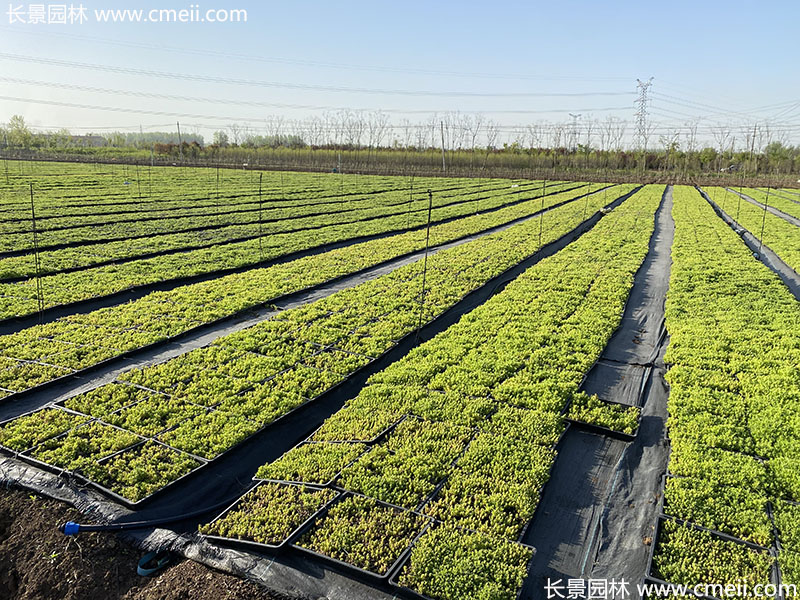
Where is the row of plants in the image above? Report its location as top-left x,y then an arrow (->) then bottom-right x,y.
0,161 -> 418,217
203,186 -> 663,599
0,182 -> 623,398
657,185 -> 800,588
705,186 -> 800,274
0,172 -> 491,235
0,180 -> 594,319
743,187 -> 800,221
0,182 -> 632,500
0,177 -> 538,274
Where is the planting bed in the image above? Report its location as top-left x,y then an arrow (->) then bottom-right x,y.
650,185 -> 800,592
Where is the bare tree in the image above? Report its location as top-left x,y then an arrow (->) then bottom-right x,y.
606,117 -> 627,151
526,122 -> 542,149
683,120 -> 699,154
484,121 -> 499,149
227,122 -> 243,145
551,122 -> 565,149
711,124 -> 732,156
583,116 -> 595,150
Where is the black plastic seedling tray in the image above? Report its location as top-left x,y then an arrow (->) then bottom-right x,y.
260,441 -> 372,488
645,514 -> 779,600
202,479 -> 342,554
0,406 -> 211,509
290,491 -> 434,584
303,413 -> 408,446
388,521 -> 537,600
660,473 -> 777,550
564,395 -> 642,442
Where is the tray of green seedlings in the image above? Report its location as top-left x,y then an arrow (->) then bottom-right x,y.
254,441 -> 371,488
199,480 -> 341,553
0,406 -> 89,455
0,356 -> 74,404
80,438 -> 206,507
292,491 -> 432,582
774,499 -> 800,587
335,417 -> 476,512
646,515 -> 777,600
306,410 -> 409,445
564,391 -> 641,441
420,420 -> 566,547
662,474 -> 774,548
389,522 -> 537,600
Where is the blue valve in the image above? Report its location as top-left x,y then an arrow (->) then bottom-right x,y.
62,521 -> 81,536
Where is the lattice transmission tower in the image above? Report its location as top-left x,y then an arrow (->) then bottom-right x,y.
634,77 -> 654,151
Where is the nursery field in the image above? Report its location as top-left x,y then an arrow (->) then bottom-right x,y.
0,161 -> 799,600
0,161 -> 585,321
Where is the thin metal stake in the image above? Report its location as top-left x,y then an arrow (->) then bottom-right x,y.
258,173 -> 264,262
758,185 -> 770,253
30,184 -> 45,321
539,179 -> 546,249
406,175 -> 415,230
416,190 -> 434,338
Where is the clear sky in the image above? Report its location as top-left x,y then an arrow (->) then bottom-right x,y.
1,0 -> 798,148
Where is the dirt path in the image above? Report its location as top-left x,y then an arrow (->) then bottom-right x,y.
0,487 -> 279,600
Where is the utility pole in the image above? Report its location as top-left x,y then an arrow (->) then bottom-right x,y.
748,123 -> 758,176
635,78 -> 654,171
736,123 -> 758,221
759,180 -> 770,254
538,179 -> 546,249
149,143 -> 154,196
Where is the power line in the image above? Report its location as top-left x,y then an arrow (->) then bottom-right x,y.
0,25 -> 632,83
0,96 -> 641,126
0,53 -> 636,98
0,77 -> 634,116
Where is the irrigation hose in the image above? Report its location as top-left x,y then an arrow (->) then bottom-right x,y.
59,485 -> 256,536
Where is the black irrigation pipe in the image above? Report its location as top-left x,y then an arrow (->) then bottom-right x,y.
14,185 -> 640,527
0,180 -> 549,262
0,183 -> 593,333
698,186 -> 800,300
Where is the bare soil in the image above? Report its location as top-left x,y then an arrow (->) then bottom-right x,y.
0,487 -> 279,600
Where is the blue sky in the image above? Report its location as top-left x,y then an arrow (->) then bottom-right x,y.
1,0 -> 798,148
